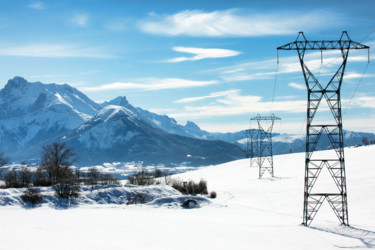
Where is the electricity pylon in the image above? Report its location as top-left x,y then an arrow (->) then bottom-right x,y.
245,129 -> 258,168
278,31 -> 369,226
250,114 -> 280,178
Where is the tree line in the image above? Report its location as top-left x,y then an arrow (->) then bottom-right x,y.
0,142 -> 119,199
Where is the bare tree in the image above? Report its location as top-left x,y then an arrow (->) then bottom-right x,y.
4,169 -> 18,188
0,152 -> 10,179
19,166 -> 33,187
39,142 -> 77,184
87,167 -> 101,186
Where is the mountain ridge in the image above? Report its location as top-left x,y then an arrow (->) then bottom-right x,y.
0,76 -> 374,166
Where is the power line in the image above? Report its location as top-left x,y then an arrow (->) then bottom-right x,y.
270,62 -> 279,113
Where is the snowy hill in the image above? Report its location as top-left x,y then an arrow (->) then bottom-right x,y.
0,145 -> 374,249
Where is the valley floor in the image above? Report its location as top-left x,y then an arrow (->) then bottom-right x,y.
0,146 -> 374,249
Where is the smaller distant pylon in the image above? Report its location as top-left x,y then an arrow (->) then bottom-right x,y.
245,129 -> 258,168
250,114 -> 281,178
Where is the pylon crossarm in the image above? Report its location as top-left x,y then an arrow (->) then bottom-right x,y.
277,34 -> 369,51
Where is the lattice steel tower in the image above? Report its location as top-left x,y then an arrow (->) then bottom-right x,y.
251,114 -> 280,178
245,129 -> 258,168
278,32 -> 369,226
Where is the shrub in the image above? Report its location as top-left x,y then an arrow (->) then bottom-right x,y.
127,167 -> 154,186
53,183 -> 80,199
210,191 -> 217,199
21,188 -> 43,205
126,192 -> 148,205
171,179 -> 208,195
4,169 -> 19,188
101,173 -> 120,185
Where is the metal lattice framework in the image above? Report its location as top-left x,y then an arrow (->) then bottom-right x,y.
278,31 -> 369,226
250,114 -> 281,178
245,129 -> 258,168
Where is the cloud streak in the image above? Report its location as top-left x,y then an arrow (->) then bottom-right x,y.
139,9 -> 340,37
81,78 -> 219,91
211,49 -> 370,83
288,82 -> 305,90
169,90 -> 306,119
174,89 -> 240,103
0,43 -> 114,58
167,47 -> 241,62
28,1 -> 46,10
70,13 -> 89,27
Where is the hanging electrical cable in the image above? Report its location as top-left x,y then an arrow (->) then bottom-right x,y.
270,61 -> 279,113
343,63 -> 370,113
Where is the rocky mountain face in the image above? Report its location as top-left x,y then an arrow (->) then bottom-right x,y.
0,77 -> 243,166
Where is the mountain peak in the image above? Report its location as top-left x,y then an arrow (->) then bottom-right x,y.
185,121 -> 200,130
96,105 -> 136,122
2,76 -> 30,93
102,96 -> 129,107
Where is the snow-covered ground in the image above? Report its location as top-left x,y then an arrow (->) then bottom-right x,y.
0,145 -> 374,249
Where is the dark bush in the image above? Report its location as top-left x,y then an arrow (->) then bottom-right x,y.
4,169 -> 19,188
53,183 -> 80,199
210,191 -> 217,199
126,192 -> 148,205
101,173 -> 120,185
172,179 -> 208,195
33,178 -> 52,187
152,169 -> 164,178
21,188 -> 43,205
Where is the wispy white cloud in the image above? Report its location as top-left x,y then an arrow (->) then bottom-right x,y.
106,18 -> 129,31
211,49 -> 370,83
70,13 -> 89,27
348,95 -> 375,109
167,47 -> 241,62
0,43 -> 114,58
28,1 -> 45,10
81,78 -> 219,92
169,90 -> 306,119
174,89 -> 240,103
288,82 -> 305,90
345,72 -> 375,79
139,9 -> 340,37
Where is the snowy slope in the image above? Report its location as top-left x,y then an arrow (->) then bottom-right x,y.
63,105 -> 244,166
0,145 -> 374,249
103,96 -> 209,138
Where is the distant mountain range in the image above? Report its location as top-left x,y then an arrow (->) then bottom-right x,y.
0,77 -> 373,167
0,77 -> 243,166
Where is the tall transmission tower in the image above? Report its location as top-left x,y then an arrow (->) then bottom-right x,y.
250,114 -> 281,178
278,31 -> 369,226
245,129 -> 258,168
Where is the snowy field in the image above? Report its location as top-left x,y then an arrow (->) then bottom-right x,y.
0,145 -> 374,249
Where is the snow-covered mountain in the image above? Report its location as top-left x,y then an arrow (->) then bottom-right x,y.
0,77 -> 101,158
102,96 -> 210,139
1,77 -> 374,166
62,105 -> 243,166
0,77 -> 243,166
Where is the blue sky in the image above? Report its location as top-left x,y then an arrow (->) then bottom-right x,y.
0,0 -> 374,134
